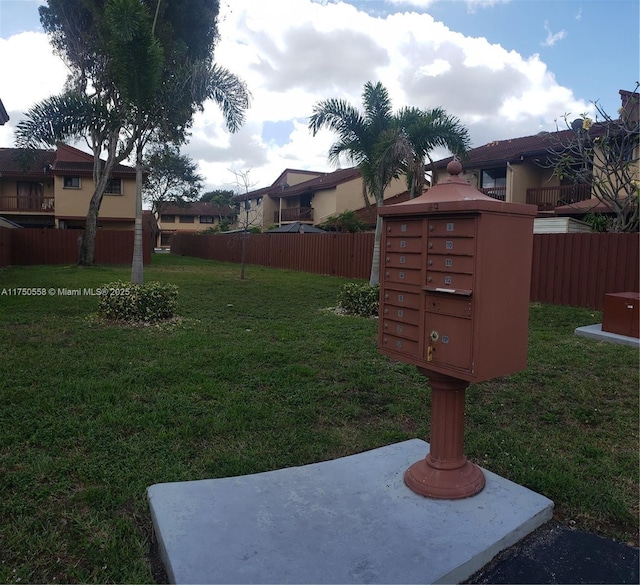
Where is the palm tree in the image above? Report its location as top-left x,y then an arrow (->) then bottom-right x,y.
394,106 -> 470,198
309,81 -> 470,285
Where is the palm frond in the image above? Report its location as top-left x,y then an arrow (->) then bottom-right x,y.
362,81 -> 393,130
15,93 -> 115,149
207,65 -> 251,134
308,99 -> 366,139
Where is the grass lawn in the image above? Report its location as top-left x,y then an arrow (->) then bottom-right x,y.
1,254 -> 638,583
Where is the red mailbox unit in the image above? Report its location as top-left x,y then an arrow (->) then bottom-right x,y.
378,160 -> 537,499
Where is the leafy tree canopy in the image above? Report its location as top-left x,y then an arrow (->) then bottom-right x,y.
200,189 -> 237,207
143,143 -> 203,213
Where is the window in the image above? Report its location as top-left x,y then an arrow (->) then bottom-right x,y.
160,215 -> 175,223
200,215 -> 214,224
17,181 -> 43,210
63,176 -> 80,189
160,232 -> 173,246
179,215 -> 195,223
105,178 -> 122,195
480,168 -> 506,189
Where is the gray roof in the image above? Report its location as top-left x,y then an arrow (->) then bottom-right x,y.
267,222 -> 327,233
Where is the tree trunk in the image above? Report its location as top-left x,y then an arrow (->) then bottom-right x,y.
131,144 -> 144,284
369,213 -> 383,286
240,231 -> 247,280
79,197 -> 101,266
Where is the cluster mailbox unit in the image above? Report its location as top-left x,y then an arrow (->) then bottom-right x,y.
378,160 -> 537,499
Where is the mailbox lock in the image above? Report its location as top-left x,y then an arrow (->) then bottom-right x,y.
430,330 -> 439,342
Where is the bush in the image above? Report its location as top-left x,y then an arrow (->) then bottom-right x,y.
337,282 -> 380,317
98,281 -> 178,323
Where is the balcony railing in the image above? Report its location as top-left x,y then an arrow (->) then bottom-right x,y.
0,195 -> 55,212
526,184 -> 591,211
274,207 -> 313,223
479,187 -> 506,201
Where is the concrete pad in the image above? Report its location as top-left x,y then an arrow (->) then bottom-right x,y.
148,439 -> 553,584
575,323 -> 640,348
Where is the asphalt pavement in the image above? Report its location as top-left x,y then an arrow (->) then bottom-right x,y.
467,521 -> 639,584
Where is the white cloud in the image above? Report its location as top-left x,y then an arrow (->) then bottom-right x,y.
386,0 -> 436,7
465,0 -> 511,14
541,20 -> 567,47
0,31 -> 68,147
0,0 -> 593,192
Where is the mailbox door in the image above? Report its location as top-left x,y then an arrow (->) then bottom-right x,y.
424,312 -> 473,371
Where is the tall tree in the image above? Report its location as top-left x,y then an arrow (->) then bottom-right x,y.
143,144 -> 204,214
15,0 -> 249,271
309,81 -> 469,285
230,169 -> 258,280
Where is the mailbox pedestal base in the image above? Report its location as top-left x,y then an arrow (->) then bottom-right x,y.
405,370 -> 485,499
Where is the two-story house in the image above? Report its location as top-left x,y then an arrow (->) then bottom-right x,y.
432,89 -> 639,222
0,143 -> 136,229
156,201 -> 236,247
236,167 -> 407,231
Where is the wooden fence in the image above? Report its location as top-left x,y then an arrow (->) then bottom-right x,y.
530,233 -> 639,310
0,227 -> 153,267
171,231 -> 639,310
171,232 -> 376,279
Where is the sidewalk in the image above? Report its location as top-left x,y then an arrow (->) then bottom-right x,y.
468,521 -> 640,584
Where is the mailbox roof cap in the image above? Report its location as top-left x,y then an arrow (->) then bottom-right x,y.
379,160 -> 537,217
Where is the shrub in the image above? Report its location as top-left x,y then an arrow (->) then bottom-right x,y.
337,282 -> 380,317
98,281 -> 178,323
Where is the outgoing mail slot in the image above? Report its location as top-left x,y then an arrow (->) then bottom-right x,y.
386,220 -> 423,237
425,294 -> 472,318
428,218 -> 476,237
384,268 -> 421,286
428,237 -> 475,256
427,254 -> 474,274
425,271 -> 473,292
385,252 -> 422,269
383,288 -> 421,310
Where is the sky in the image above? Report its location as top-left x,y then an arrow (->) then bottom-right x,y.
0,0 -> 638,194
